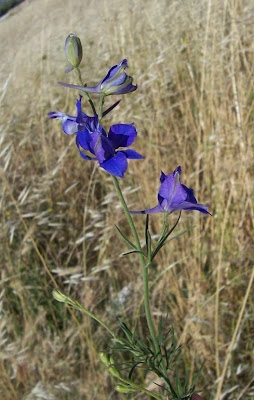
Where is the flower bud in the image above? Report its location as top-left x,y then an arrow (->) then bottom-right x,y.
99,59 -> 137,95
64,34 -> 83,69
52,289 -> 67,303
116,384 -> 136,393
99,352 -> 111,367
59,59 -> 137,95
108,366 -> 122,379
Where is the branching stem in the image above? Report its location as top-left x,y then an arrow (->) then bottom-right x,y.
112,176 -> 178,398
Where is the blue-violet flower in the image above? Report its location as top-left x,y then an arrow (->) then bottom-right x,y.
58,59 -> 137,95
131,166 -> 210,215
48,110 -> 78,134
48,96 -> 143,178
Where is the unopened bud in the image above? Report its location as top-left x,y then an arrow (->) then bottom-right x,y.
65,34 -> 83,69
52,289 -> 67,303
99,352 -> 111,367
99,59 -> 137,95
108,366 -> 122,379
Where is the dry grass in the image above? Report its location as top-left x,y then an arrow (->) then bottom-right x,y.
0,0 -> 254,399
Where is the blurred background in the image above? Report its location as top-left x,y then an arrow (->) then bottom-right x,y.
0,0 -> 253,399
0,0 -> 24,17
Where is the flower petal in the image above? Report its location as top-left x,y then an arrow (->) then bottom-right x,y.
108,123 -> 137,149
121,149 -> 144,159
48,111 -> 77,135
113,78 -> 137,94
90,132 -> 114,164
77,127 -> 92,151
160,171 -> 167,183
182,185 -> 197,204
100,59 -> 128,86
173,201 -> 210,214
130,204 -> 163,214
158,166 -> 187,211
62,118 -> 78,134
100,152 -> 128,178
76,136 -> 93,160
48,111 -> 64,119
75,95 -> 84,124
100,60 -> 137,95
87,115 -> 106,136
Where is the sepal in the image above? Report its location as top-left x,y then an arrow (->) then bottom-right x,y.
145,214 -> 152,261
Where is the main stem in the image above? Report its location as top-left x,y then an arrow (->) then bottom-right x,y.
112,177 -> 178,398
112,176 -> 159,354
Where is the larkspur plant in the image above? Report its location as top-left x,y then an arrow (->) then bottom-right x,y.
50,34 -> 209,400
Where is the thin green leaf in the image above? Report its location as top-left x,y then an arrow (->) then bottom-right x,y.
157,213 -> 169,243
164,226 -> 195,245
159,211 -> 181,244
115,225 -> 137,250
147,231 -> 152,261
151,212 -> 181,260
119,320 -> 134,342
121,249 -> 146,257
176,371 -> 182,397
190,361 -> 205,388
184,369 -> 190,392
145,214 -> 149,236
102,99 -> 121,117
128,361 -> 143,379
145,214 -> 152,260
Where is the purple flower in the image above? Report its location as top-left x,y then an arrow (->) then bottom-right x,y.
49,96 -> 143,178
76,120 -> 143,178
132,167 -> 210,215
48,111 -> 78,134
48,96 -> 89,134
58,59 -> 137,96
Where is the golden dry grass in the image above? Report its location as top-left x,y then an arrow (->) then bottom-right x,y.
0,0 -> 254,399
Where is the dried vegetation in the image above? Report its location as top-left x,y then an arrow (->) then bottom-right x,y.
0,0 -> 253,399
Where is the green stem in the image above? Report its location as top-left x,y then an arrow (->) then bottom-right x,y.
112,176 -> 178,398
74,67 -> 97,115
158,213 -> 168,243
98,94 -> 106,122
77,302 -> 116,338
112,176 -> 159,352
53,289 -> 115,337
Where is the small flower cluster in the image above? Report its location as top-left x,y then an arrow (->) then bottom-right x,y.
49,95 -> 143,178
49,34 -> 210,215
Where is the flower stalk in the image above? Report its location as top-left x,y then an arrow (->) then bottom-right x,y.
74,67 -> 97,115
49,37 -> 210,399
112,179 -> 166,360
98,94 -> 105,122
52,289 -> 115,337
